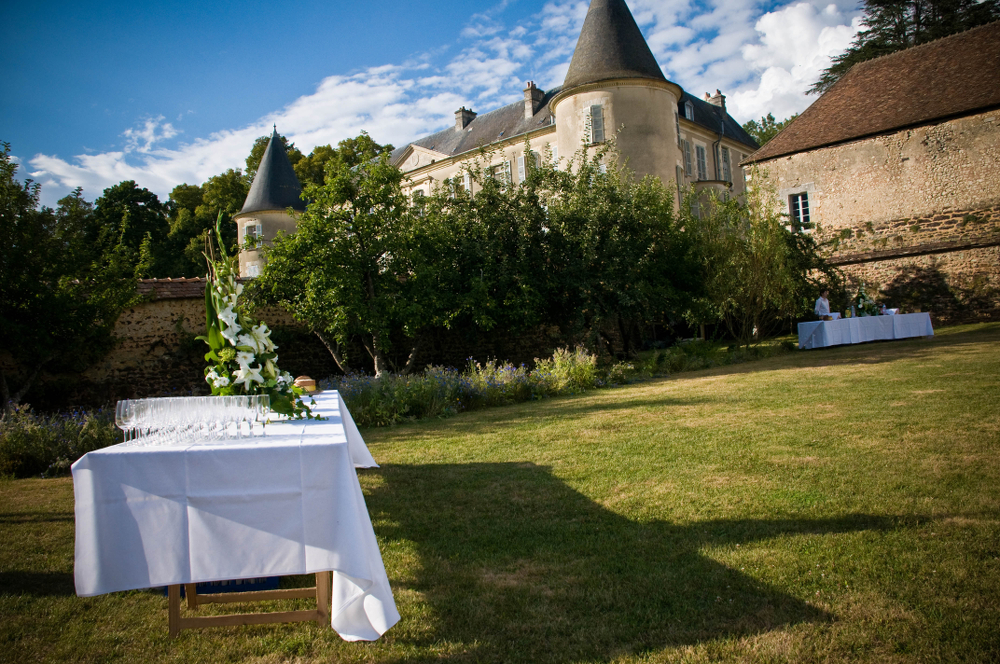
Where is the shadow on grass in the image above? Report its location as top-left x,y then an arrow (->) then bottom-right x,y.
0,571 -> 75,597
0,511 -> 75,524
369,462 -> 898,663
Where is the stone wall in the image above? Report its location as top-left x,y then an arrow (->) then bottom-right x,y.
759,108 -> 1000,228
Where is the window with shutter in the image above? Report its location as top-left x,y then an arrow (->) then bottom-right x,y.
695,145 -> 707,181
674,111 -> 681,148
587,104 -> 605,144
517,154 -> 526,182
721,147 -> 732,182
683,140 -> 693,177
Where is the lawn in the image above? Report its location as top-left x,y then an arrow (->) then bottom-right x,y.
2,323 -> 999,663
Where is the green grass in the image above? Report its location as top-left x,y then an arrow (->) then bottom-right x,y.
2,323 -> 999,662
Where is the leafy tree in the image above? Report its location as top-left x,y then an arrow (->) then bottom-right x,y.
682,173 -> 824,347
0,143 -> 135,411
811,0 -> 999,94
249,137 -> 412,377
293,134 -> 396,188
741,113 -> 798,146
245,132 -> 303,184
91,180 -> 169,277
158,170 -> 247,277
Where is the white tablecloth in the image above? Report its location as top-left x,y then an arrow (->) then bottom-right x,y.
798,312 -> 934,350
72,391 -> 399,641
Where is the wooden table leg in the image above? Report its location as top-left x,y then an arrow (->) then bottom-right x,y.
185,583 -> 199,610
168,585 -> 181,637
315,571 -> 331,626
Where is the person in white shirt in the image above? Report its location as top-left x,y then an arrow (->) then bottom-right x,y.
814,289 -> 831,318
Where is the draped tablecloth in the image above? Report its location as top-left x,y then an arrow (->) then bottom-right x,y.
797,312 -> 934,350
72,391 -> 399,641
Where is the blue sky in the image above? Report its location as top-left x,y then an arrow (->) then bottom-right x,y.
2,0 -> 862,207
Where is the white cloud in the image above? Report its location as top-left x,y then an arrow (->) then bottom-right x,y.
29,0 -> 863,206
727,2 -> 862,122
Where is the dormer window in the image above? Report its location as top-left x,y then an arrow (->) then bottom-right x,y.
684,101 -> 694,121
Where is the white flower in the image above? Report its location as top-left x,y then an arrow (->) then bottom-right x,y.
236,350 -> 255,366
206,370 -> 230,389
251,323 -> 276,352
218,305 -> 239,329
237,333 -> 261,354
277,371 -> 293,386
213,375 -> 230,388
206,370 -> 219,385
221,324 -> 241,346
236,283 -> 244,297
233,362 -> 264,387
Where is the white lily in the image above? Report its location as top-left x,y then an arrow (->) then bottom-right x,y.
233,362 -> 264,387
221,324 -> 241,345
218,305 -> 239,329
251,323 -> 275,352
237,333 -> 261,354
236,350 -> 255,366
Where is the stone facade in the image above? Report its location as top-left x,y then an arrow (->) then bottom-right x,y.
752,108 -> 1000,322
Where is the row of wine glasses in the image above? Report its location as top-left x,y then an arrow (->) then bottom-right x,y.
114,395 -> 270,446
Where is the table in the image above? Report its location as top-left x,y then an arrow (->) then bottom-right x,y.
72,391 -> 399,641
797,312 -> 934,350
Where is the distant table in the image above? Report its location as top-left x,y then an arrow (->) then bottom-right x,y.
72,391 -> 399,641
798,312 -> 934,350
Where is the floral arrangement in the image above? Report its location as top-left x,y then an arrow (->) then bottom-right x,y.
197,217 -> 314,418
855,282 -> 880,317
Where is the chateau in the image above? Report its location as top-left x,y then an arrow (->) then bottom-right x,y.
390,0 -> 758,202
233,0 -> 759,278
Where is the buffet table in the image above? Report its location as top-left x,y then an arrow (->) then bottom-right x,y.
72,391 -> 399,641
798,312 -> 934,350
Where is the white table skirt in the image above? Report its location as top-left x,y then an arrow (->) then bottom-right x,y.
798,312 -> 934,350
72,391 -> 399,641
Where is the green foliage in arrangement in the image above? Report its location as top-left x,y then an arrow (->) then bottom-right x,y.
198,216 -> 314,419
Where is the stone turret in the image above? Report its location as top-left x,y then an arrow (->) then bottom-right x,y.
550,0 -> 682,184
233,127 -> 305,278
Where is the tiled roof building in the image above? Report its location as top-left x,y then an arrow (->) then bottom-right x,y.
746,22 -> 1000,322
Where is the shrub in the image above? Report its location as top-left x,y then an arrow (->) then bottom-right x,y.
0,404 -> 119,478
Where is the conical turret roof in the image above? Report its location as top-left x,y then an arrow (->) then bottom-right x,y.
563,0 -> 666,91
239,128 -> 306,215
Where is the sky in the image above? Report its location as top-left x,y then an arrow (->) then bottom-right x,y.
2,0 -> 864,208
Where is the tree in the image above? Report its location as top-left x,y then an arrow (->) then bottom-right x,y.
157,170 -> 247,277
249,137 -> 413,377
741,113 -> 798,147
293,134 -> 395,188
0,143 -> 135,411
91,180 -> 169,277
682,173 -> 822,347
811,0 -> 999,94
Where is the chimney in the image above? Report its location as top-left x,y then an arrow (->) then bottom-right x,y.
523,81 -> 545,119
455,106 -> 477,130
705,89 -> 726,112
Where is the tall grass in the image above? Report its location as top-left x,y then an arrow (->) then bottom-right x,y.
323,341 -> 796,427
0,404 -> 119,478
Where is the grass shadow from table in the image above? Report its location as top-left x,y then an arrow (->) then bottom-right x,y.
369,462 -> 900,663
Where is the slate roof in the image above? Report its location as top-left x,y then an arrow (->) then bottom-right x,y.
679,91 -> 759,151
391,89 -> 559,166
239,128 -> 306,215
745,21 -> 1000,164
563,0 -> 666,90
